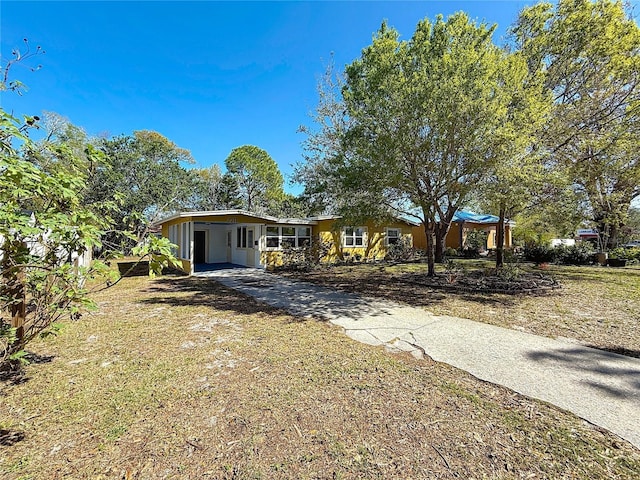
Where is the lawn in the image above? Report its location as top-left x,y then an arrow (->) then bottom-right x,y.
1,275 -> 639,479
280,261 -> 640,358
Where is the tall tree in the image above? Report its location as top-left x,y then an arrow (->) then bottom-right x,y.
224,145 -> 285,214
478,53 -> 551,267
89,130 -> 199,250
301,14 -> 518,276
513,0 -> 640,249
192,165 -> 243,210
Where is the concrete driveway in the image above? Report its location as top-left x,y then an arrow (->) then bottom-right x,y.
195,267 -> 640,449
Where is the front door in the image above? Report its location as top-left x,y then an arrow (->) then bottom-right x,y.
226,231 -> 232,262
194,230 -> 206,264
246,228 -> 255,267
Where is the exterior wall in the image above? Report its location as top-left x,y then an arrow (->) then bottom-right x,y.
445,223 -> 463,249
193,223 -> 227,263
160,213 -> 416,273
316,219 -> 413,262
412,222 -> 513,251
161,217 -> 194,274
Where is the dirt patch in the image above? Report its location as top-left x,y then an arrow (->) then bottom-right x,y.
399,269 -> 560,294
0,276 -> 638,478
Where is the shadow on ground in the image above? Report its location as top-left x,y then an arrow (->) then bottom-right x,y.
138,277 -> 323,323
280,270 -> 521,311
1,352 -> 55,390
526,347 -> 640,400
0,429 -> 25,447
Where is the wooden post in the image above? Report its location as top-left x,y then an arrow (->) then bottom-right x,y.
3,238 -> 26,346
11,277 -> 25,345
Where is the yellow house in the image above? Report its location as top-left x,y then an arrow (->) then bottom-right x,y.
156,210 -> 417,274
412,211 -> 514,251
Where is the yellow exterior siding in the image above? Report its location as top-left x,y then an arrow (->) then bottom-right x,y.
158,211 -> 417,274
316,219 -> 413,262
412,223 -> 512,250
261,250 -> 284,269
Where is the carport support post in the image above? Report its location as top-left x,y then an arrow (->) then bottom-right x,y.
189,221 -> 195,276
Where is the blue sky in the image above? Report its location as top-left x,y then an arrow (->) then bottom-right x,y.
2,1 -> 538,194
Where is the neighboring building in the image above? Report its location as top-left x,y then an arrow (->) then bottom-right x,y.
576,228 -> 599,243
412,211 -> 514,251
156,210 -> 416,274
551,239 -> 576,247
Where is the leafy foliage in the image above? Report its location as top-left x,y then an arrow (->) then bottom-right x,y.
513,0 -> 640,249
1,53 -> 179,365
88,130 -> 199,252
608,246 -> 640,263
523,244 -> 556,265
385,237 -> 415,263
300,14 -> 539,276
278,236 -> 332,272
224,145 -> 285,214
554,243 -> 595,265
0,110 -> 108,362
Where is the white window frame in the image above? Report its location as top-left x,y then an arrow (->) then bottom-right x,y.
237,226 -> 247,249
296,226 -> 312,248
386,228 -> 401,246
264,225 -> 313,250
179,222 -> 191,260
266,226 -> 280,249
342,226 -> 367,248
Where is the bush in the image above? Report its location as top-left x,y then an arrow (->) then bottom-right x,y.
444,247 -> 459,258
385,237 -> 415,262
279,236 -> 332,271
523,244 -> 555,264
465,230 -> 488,252
609,246 -> 640,264
554,243 -> 594,265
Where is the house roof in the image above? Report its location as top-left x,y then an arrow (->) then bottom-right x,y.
156,210 -> 420,227
155,210 -> 319,226
452,210 -> 515,226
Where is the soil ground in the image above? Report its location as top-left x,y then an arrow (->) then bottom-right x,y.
1,275 -> 639,479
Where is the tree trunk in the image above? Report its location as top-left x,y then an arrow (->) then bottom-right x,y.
423,222 -> 436,277
2,239 -> 26,347
434,223 -> 445,263
495,206 -> 506,269
434,218 -> 454,263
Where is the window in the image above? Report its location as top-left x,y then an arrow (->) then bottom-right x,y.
343,227 -> 366,247
281,226 -> 296,247
168,225 -> 178,256
236,227 -> 247,248
265,225 -> 313,250
386,228 -> 400,246
179,222 -> 191,260
266,226 -> 279,248
297,227 -> 311,247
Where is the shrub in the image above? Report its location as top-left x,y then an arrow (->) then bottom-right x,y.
444,247 -> 459,258
554,243 -> 594,265
279,236 -> 332,271
609,247 -> 640,264
465,230 -> 488,251
385,236 -> 415,262
523,244 -> 555,265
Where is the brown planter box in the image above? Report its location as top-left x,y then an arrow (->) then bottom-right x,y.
117,261 -> 150,277
607,258 -> 627,267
